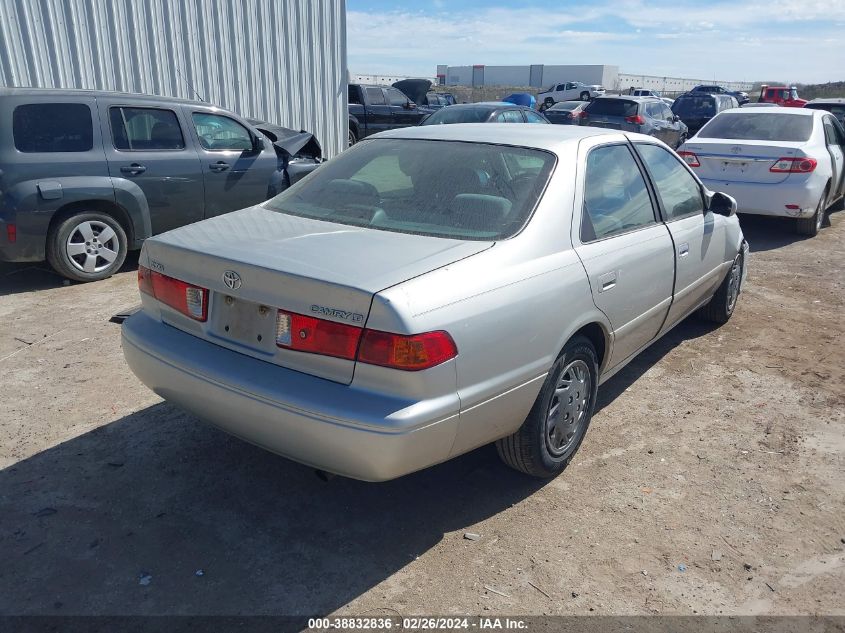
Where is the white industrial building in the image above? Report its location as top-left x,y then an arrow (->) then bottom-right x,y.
436,64 -> 753,93
0,0 -> 348,157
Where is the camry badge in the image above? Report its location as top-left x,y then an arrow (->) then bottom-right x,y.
222,270 -> 242,290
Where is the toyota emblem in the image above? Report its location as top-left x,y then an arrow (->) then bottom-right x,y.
222,270 -> 242,290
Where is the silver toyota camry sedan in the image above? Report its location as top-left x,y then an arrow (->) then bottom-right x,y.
122,124 -> 748,481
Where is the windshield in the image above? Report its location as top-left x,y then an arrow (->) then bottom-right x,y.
264,138 -> 556,241
422,107 -> 496,125
585,99 -> 638,117
698,113 -> 814,142
672,96 -> 716,117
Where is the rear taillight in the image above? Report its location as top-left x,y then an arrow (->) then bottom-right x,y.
769,157 -> 817,173
138,265 -> 208,321
276,310 -> 361,360
678,151 -> 700,167
275,310 -> 458,371
358,330 -> 457,371
6,223 -> 16,243
625,114 -> 646,125
578,111 -> 588,119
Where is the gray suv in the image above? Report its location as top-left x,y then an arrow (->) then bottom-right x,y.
581,96 -> 689,149
0,88 -> 319,281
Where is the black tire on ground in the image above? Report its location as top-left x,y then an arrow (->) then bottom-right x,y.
795,190 -> 827,236
580,91 -> 590,101
47,211 -> 128,283
698,248 -> 744,324
496,336 -> 599,478
544,97 -> 555,108
348,126 -> 357,147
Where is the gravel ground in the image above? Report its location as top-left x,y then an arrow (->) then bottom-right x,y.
0,211 -> 843,617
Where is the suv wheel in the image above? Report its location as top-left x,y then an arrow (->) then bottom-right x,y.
496,336 -> 598,478
544,97 -> 555,108
47,212 -> 128,282
580,91 -> 590,101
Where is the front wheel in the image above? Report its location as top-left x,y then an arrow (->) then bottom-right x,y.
580,91 -> 590,101
543,97 -> 555,108
348,127 -> 358,147
496,336 -> 599,478
46,212 -> 128,282
698,248 -> 744,324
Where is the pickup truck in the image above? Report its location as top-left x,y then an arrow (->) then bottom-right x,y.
757,85 -> 808,108
537,82 -> 605,107
348,84 -> 433,145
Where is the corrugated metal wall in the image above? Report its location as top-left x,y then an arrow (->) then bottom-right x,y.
0,0 -> 347,158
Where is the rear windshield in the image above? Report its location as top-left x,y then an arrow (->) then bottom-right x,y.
264,138 -> 555,240
672,96 -> 716,117
697,113 -> 814,142
422,107 -> 496,124
550,102 -> 581,111
806,103 -> 845,117
585,99 -> 638,117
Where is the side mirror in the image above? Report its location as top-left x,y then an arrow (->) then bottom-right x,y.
405,101 -> 416,110
252,136 -> 265,152
704,190 -> 737,217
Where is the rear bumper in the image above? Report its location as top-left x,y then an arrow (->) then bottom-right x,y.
699,177 -> 820,218
121,312 -> 460,481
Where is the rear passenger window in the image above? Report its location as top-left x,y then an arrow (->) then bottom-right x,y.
110,107 -> 184,150
13,103 -> 93,152
636,144 -> 704,220
582,145 -> 656,242
365,87 -> 386,105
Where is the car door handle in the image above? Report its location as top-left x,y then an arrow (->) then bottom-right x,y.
120,163 -> 146,175
598,271 -> 617,292
679,242 -> 690,257
209,161 -> 230,172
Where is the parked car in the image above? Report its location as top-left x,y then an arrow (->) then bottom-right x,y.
348,84 -> 433,145
689,85 -> 749,105
804,98 -> 845,126
756,85 -> 807,108
580,96 -> 688,148
671,93 -> 738,136
391,79 -> 451,111
0,88 -> 292,282
543,100 -> 588,125
420,102 -> 549,125
679,108 -> 845,236
537,82 -> 605,107
628,88 -> 661,98
246,119 -> 323,197
122,124 -> 747,482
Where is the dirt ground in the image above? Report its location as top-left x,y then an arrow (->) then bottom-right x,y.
0,211 -> 843,617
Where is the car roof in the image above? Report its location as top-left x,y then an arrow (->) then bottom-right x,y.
370,123 -> 633,153
0,86 -> 207,107
807,98 -> 845,104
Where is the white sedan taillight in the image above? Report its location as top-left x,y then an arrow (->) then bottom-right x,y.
138,265 -> 208,321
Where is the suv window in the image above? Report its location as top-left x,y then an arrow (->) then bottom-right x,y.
582,144 -> 656,242
110,107 -> 184,150
365,87 -> 386,105
13,103 -> 93,153
384,88 -> 408,106
636,144 -> 704,219
192,112 -> 253,151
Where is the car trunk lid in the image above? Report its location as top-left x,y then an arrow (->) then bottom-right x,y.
141,205 -> 493,384
681,139 -> 809,184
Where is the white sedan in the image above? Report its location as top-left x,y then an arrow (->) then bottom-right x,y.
679,108 -> 845,235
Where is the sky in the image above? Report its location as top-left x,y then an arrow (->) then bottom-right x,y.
346,0 -> 845,85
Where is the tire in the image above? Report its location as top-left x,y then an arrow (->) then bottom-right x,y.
46,211 -> 128,282
580,91 -> 590,101
348,126 -> 357,147
795,190 -> 826,236
544,97 -> 555,108
698,247 -> 744,324
496,336 -> 599,478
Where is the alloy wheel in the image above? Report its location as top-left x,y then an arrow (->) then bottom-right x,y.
65,220 -> 120,274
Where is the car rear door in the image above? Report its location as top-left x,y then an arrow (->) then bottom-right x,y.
633,141 -> 728,329
97,98 -> 205,234
184,107 -> 278,218
822,116 -> 845,201
572,138 -> 675,369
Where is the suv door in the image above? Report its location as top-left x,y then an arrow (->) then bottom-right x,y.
822,116 -> 845,201
633,142 -> 728,329
186,108 -> 277,218
644,102 -> 670,144
98,100 -> 205,234
573,140 -> 675,369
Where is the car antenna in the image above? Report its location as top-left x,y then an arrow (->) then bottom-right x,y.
175,65 -> 205,102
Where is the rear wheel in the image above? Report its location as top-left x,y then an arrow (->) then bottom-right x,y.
496,336 -> 598,478
348,127 -> 357,147
795,191 -> 826,236
580,91 -> 590,101
544,97 -> 555,109
47,211 -> 127,282
699,248 -> 744,324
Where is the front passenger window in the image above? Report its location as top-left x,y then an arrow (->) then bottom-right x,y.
192,113 -> 253,151
636,144 -> 705,219
581,145 -> 656,242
